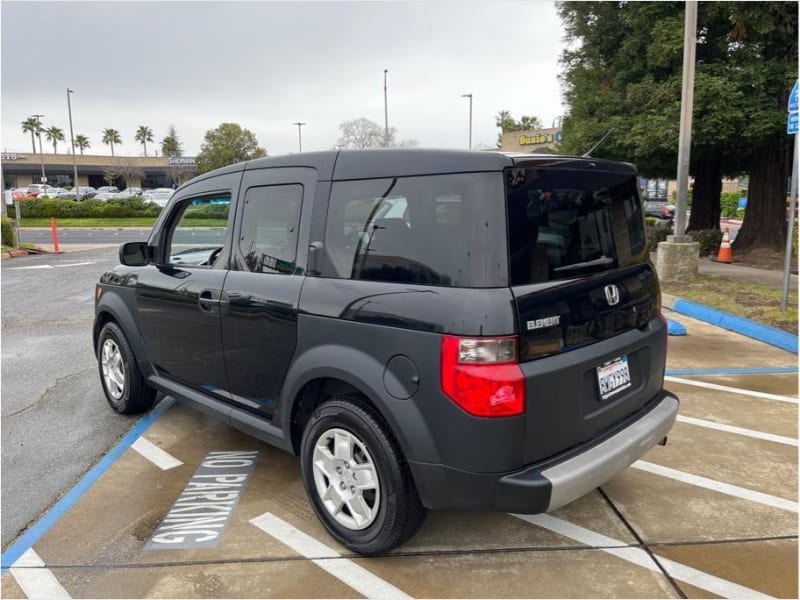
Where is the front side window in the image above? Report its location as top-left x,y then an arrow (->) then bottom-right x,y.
239,184 -> 303,274
506,167 -> 645,286
166,195 -> 231,267
323,173 -> 507,288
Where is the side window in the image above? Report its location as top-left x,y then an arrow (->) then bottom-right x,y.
239,184 -> 303,274
166,195 -> 231,267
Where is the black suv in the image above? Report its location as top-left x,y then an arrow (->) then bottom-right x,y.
94,149 -> 678,554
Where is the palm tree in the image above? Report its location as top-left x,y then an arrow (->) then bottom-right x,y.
45,126 -> 65,153
102,128 -> 122,156
21,117 -> 40,153
74,134 -> 90,155
134,125 -> 154,157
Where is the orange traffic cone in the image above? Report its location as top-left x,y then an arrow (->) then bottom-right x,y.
717,228 -> 733,263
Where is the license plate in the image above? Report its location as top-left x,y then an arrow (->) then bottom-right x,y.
596,356 -> 632,400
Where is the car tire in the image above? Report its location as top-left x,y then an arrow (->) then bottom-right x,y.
97,322 -> 157,414
300,397 -> 426,555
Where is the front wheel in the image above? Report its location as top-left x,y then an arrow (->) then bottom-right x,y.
300,398 -> 426,555
97,322 -> 157,414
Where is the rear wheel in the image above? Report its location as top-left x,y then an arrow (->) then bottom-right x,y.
300,398 -> 426,555
97,322 -> 157,414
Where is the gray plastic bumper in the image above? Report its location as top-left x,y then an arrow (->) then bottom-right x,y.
541,393 -> 679,511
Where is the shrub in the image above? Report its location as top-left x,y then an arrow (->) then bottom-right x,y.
720,192 -> 745,218
17,198 -> 162,219
645,217 -> 671,252
688,228 -> 723,257
1,217 -> 15,247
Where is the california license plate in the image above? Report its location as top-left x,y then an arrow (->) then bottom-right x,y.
596,356 -> 632,400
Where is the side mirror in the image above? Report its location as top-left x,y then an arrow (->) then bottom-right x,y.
119,241 -> 149,266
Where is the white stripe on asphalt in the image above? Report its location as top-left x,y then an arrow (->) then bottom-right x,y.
7,265 -> 54,270
10,548 -> 71,599
250,512 -> 411,600
54,261 -> 95,267
633,461 -> 798,513
665,376 -> 798,404
513,514 -> 775,600
131,437 -> 183,470
676,415 -> 798,446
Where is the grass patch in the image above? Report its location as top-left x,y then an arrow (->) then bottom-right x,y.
20,218 -> 228,228
662,276 -> 798,335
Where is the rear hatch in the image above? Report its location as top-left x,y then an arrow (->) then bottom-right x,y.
505,160 -> 665,463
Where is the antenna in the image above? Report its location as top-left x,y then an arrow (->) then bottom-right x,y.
582,128 -> 614,158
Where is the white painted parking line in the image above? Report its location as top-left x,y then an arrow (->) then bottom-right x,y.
131,437 -> 183,470
676,415 -> 798,447
250,512 -> 412,600
665,376 -> 798,404
633,461 -> 798,513
513,514 -> 775,600
10,548 -> 71,599
6,265 -> 54,270
54,261 -> 96,268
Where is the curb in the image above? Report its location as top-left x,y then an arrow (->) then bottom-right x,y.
663,293 -> 797,354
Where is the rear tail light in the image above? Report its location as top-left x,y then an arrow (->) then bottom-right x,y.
440,336 -> 525,417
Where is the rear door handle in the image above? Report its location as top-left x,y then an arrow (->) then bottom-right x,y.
198,289 -> 228,313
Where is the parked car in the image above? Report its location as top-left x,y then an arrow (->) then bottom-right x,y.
643,199 -> 675,221
56,190 -> 79,201
96,186 -> 120,194
144,189 -> 172,207
95,149 -> 678,555
25,184 -> 48,197
117,187 -> 143,197
94,191 -> 118,201
39,186 -> 67,199
77,186 -> 97,200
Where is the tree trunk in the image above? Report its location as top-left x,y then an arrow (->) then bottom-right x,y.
687,155 -> 722,232
143,142 -> 147,158
733,138 -> 791,253
30,133 -> 36,154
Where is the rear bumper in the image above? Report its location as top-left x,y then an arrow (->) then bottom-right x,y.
409,391 -> 679,513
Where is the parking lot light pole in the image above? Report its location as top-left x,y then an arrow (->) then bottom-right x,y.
461,93 -> 473,150
292,122 -> 306,153
32,114 -> 46,184
67,89 -> 79,192
384,69 -> 389,148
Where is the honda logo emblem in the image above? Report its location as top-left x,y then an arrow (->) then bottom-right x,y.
604,284 -> 621,306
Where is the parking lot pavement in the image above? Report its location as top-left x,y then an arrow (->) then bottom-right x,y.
2,312 -> 797,598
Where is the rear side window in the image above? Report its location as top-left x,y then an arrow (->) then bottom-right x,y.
322,173 -> 507,287
506,167 -> 645,286
239,184 -> 302,274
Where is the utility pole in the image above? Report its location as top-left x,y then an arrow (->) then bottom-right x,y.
32,114 -> 46,184
461,93 -> 473,149
292,122 -> 306,153
670,0 -> 697,243
67,89 -> 79,192
384,69 -> 389,148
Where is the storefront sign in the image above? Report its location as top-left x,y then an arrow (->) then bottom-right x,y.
519,131 -> 563,146
168,157 -> 196,165
1,153 -> 27,161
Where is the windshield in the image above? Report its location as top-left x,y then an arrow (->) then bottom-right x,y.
505,166 -> 646,286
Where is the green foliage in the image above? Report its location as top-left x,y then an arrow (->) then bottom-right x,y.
688,228 -> 724,257
2,217 -> 16,247
645,218 -> 671,252
720,191 -> 745,217
196,123 -> 266,173
74,134 -> 90,154
102,128 -> 122,156
495,110 -> 543,146
135,126 -> 154,157
184,204 -> 230,220
161,124 -> 183,157
44,126 -> 65,153
17,197 -> 162,219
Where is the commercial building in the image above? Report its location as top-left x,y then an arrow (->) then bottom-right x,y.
1,151 -> 198,190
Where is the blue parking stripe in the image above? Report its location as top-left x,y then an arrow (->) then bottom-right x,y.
1,398 -> 175,574
665,367 -> 798,376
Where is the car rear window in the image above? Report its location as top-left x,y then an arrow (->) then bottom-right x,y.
322,173 -> 507,287
506,167 -> 646,286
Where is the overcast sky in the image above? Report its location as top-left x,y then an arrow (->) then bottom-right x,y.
1,1 -> 566,158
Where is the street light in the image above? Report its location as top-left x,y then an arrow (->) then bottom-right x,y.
292,122 -> 306,153
461,93 -> 473,150
31,114 -> 46,184
67,89 -> 79,192
383,69 -> 389,148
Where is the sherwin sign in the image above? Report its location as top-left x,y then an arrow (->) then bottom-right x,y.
145,450 -> 259,550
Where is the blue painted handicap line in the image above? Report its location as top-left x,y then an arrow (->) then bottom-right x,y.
667,319 -> 687,336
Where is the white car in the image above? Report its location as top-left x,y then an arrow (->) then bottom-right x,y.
38,186 -> 67,198
94,191 -> 118,201
146,189 -> 173,207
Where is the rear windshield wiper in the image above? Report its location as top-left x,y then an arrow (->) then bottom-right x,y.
553,255 -> 614,272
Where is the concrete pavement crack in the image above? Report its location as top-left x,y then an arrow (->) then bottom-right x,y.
1,367 -> 96,418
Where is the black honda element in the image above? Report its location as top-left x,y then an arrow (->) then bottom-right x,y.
95,149 -> 678,554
